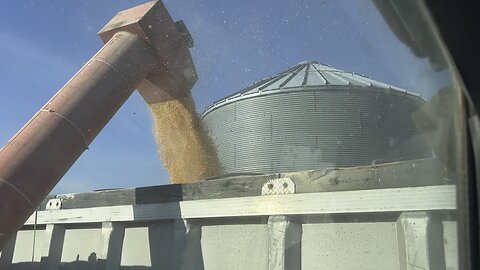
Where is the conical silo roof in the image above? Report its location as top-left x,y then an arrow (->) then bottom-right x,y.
204,60 -> 420,114
244,60 -> 408,92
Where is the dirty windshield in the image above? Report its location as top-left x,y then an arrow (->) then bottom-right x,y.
0,0 -> 466,269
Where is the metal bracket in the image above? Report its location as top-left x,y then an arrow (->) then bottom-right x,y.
46,198 -> 62,210
262,178 -> 295,195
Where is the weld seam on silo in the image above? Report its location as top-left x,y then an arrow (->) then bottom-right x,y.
92,58 -> 132,90
0,177 -> 34,209
40,109 -> 90,150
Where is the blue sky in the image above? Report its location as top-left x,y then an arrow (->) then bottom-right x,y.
0,0 -> 449,194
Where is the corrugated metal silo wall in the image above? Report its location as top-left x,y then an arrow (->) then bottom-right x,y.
202,87 -> 431,174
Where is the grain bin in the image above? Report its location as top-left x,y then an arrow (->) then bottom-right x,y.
202,61 -> 431,174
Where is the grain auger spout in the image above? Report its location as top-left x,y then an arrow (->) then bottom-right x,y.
0,1 -> 213,250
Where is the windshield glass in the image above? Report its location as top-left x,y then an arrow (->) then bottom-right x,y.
0,0 -> 466,269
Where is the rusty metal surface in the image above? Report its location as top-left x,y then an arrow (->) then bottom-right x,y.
0,31 -> 155,250
98,0 -> 198,103
0,1 -> 197,250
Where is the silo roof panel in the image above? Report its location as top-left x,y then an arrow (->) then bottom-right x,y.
306,70 -> 327,86
283,65 -> 308,88
320,71 -> 350,85
205,60 -> 420,112
335,72 -> 371,86
261,74 -> 291,90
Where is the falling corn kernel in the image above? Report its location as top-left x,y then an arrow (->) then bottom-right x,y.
149,94 -> 222,183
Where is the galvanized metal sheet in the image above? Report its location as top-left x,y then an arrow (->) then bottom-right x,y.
203,73 -> 430,174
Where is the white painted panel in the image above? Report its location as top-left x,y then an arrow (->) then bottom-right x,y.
201,224 -> 269,270
12,230 -> 47,263
120,227 -> 151,267
60,228 -> 101,264
443,221 -> 459,270
302,223 -> 399,270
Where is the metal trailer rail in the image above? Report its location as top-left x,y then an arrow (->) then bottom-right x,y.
0,159 -> 459,270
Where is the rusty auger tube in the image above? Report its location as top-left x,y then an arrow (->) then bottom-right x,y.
0,31 -> 156,249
